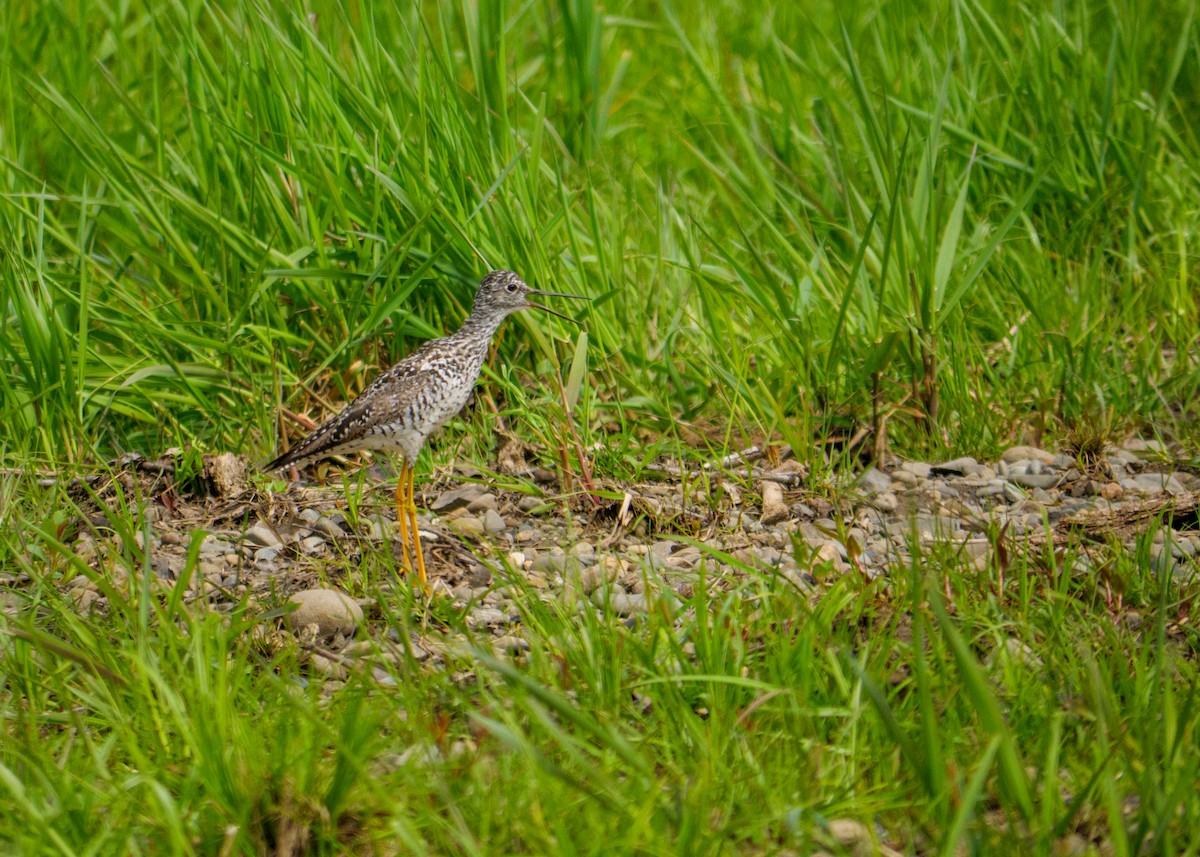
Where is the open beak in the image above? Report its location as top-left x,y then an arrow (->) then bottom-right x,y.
526,289 -> 590,324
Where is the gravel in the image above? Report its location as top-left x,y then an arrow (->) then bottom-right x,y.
29,438 -> 1200,687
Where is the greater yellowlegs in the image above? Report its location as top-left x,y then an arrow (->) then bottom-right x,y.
266,270 -> 587,591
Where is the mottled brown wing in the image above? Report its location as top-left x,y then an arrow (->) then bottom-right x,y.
265,340 -> 442,471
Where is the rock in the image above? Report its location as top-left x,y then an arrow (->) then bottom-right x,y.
826,818 -> 872,854
446,516 -> 485,537
578,558 -> 623,594
493,635 -> 530,655
470,607 -> 508,627
1124,438 -> 1168,456
649,540 -> 675,561
572,541 -> 596,561
309,653 -> 348,680
244,522 -> 283,549
204,452 -> 248,497
284,589 -> 363,638
869,492 -> 897,512
1126,472 -> 1186,495
482,509 -> 507,534
760,480 -> 789,525
200,534 -> 232,555
311,516 -> 345,539
298,508 -> 322,524
592,589 -> 648,615
466,493 -> 499,513
430,484 -> 488,513
1000,445 -> 1055,465
898,461 -> 932,479
532,550 -> 577,576
859,467 -> 892,493
254,546 -> 280,563
931,456 -> 978,476
1009,472 -> 1058,490
299,536 -> 325,554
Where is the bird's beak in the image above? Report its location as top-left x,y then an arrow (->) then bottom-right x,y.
526,289 -> 590,324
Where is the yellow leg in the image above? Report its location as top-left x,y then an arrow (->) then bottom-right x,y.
394,461 -> 413,575
406,464 -> 430,594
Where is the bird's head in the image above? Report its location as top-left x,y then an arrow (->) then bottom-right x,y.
472,270 -> 588,322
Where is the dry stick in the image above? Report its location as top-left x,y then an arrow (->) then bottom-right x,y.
554,372 -> 599,504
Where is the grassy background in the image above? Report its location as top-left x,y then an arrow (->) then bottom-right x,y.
2,0 -> 1198,468
2,1 -> 1200,854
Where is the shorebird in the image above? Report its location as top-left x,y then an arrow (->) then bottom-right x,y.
266,270 -> 587,592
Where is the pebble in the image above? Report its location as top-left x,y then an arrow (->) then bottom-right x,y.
446,516 -> 485,538
869,492 -> 897,512
931,456 -> 978,476
1009,472 -> 1058,490
299,536 -> 325,554
311,516 -> 345,539
591,590 -> 648,615
650,540 -> 675,561
1001,445 -> 1055,464
578,558 -> 623,595
470,607 -> 508,627
284,588 -> 363,638
760,481 -> 789,525
430,484 -> 488,513
493,635 -> 530,655
858,467 -> 892,493
200,534 -> 232,555
482,509 -> 507,534
466,493 -> 499,513
1124,473 -> 1186,496
244,523 -> 283,549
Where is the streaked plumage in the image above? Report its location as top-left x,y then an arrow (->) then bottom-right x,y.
267,270 -> 586,591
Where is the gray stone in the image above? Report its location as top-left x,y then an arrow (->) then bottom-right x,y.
898,461 -> 932,479
859,467 -> 893,493
572,541 -> 596,560
483,509 -> 507,534
284,588 -> 363,638
466,493 -> 499,513
430,484 -> 488,513
494,635 -> 530,655
446,515 -> 485,537
931,457 -> 977,475
1128,472 -> 1186,495
1009,472 -> 1059,490
470,607 -> 508,627
298,508 -> 322,524
200,534 -> 232,555
517,495 -> 544,513
1000,445 -> 1055,465
649,540 -> 675,561
244,523 -> 283,549
760,480 -> 789,525
254,546 -> 280,563
869,492 -> 898,512
592,590 -> 648,615
311,516 -> 345,539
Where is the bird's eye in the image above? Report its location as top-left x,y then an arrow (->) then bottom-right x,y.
506,283 -> 518,292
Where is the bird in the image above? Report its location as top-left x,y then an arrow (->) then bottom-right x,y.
266,270 -> 588,592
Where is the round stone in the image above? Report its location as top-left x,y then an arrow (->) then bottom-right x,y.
284,588 -> 363,638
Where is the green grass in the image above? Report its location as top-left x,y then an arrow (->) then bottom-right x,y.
3,0 -> 1200,853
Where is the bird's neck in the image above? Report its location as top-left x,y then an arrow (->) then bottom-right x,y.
455,309 -> 511,342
